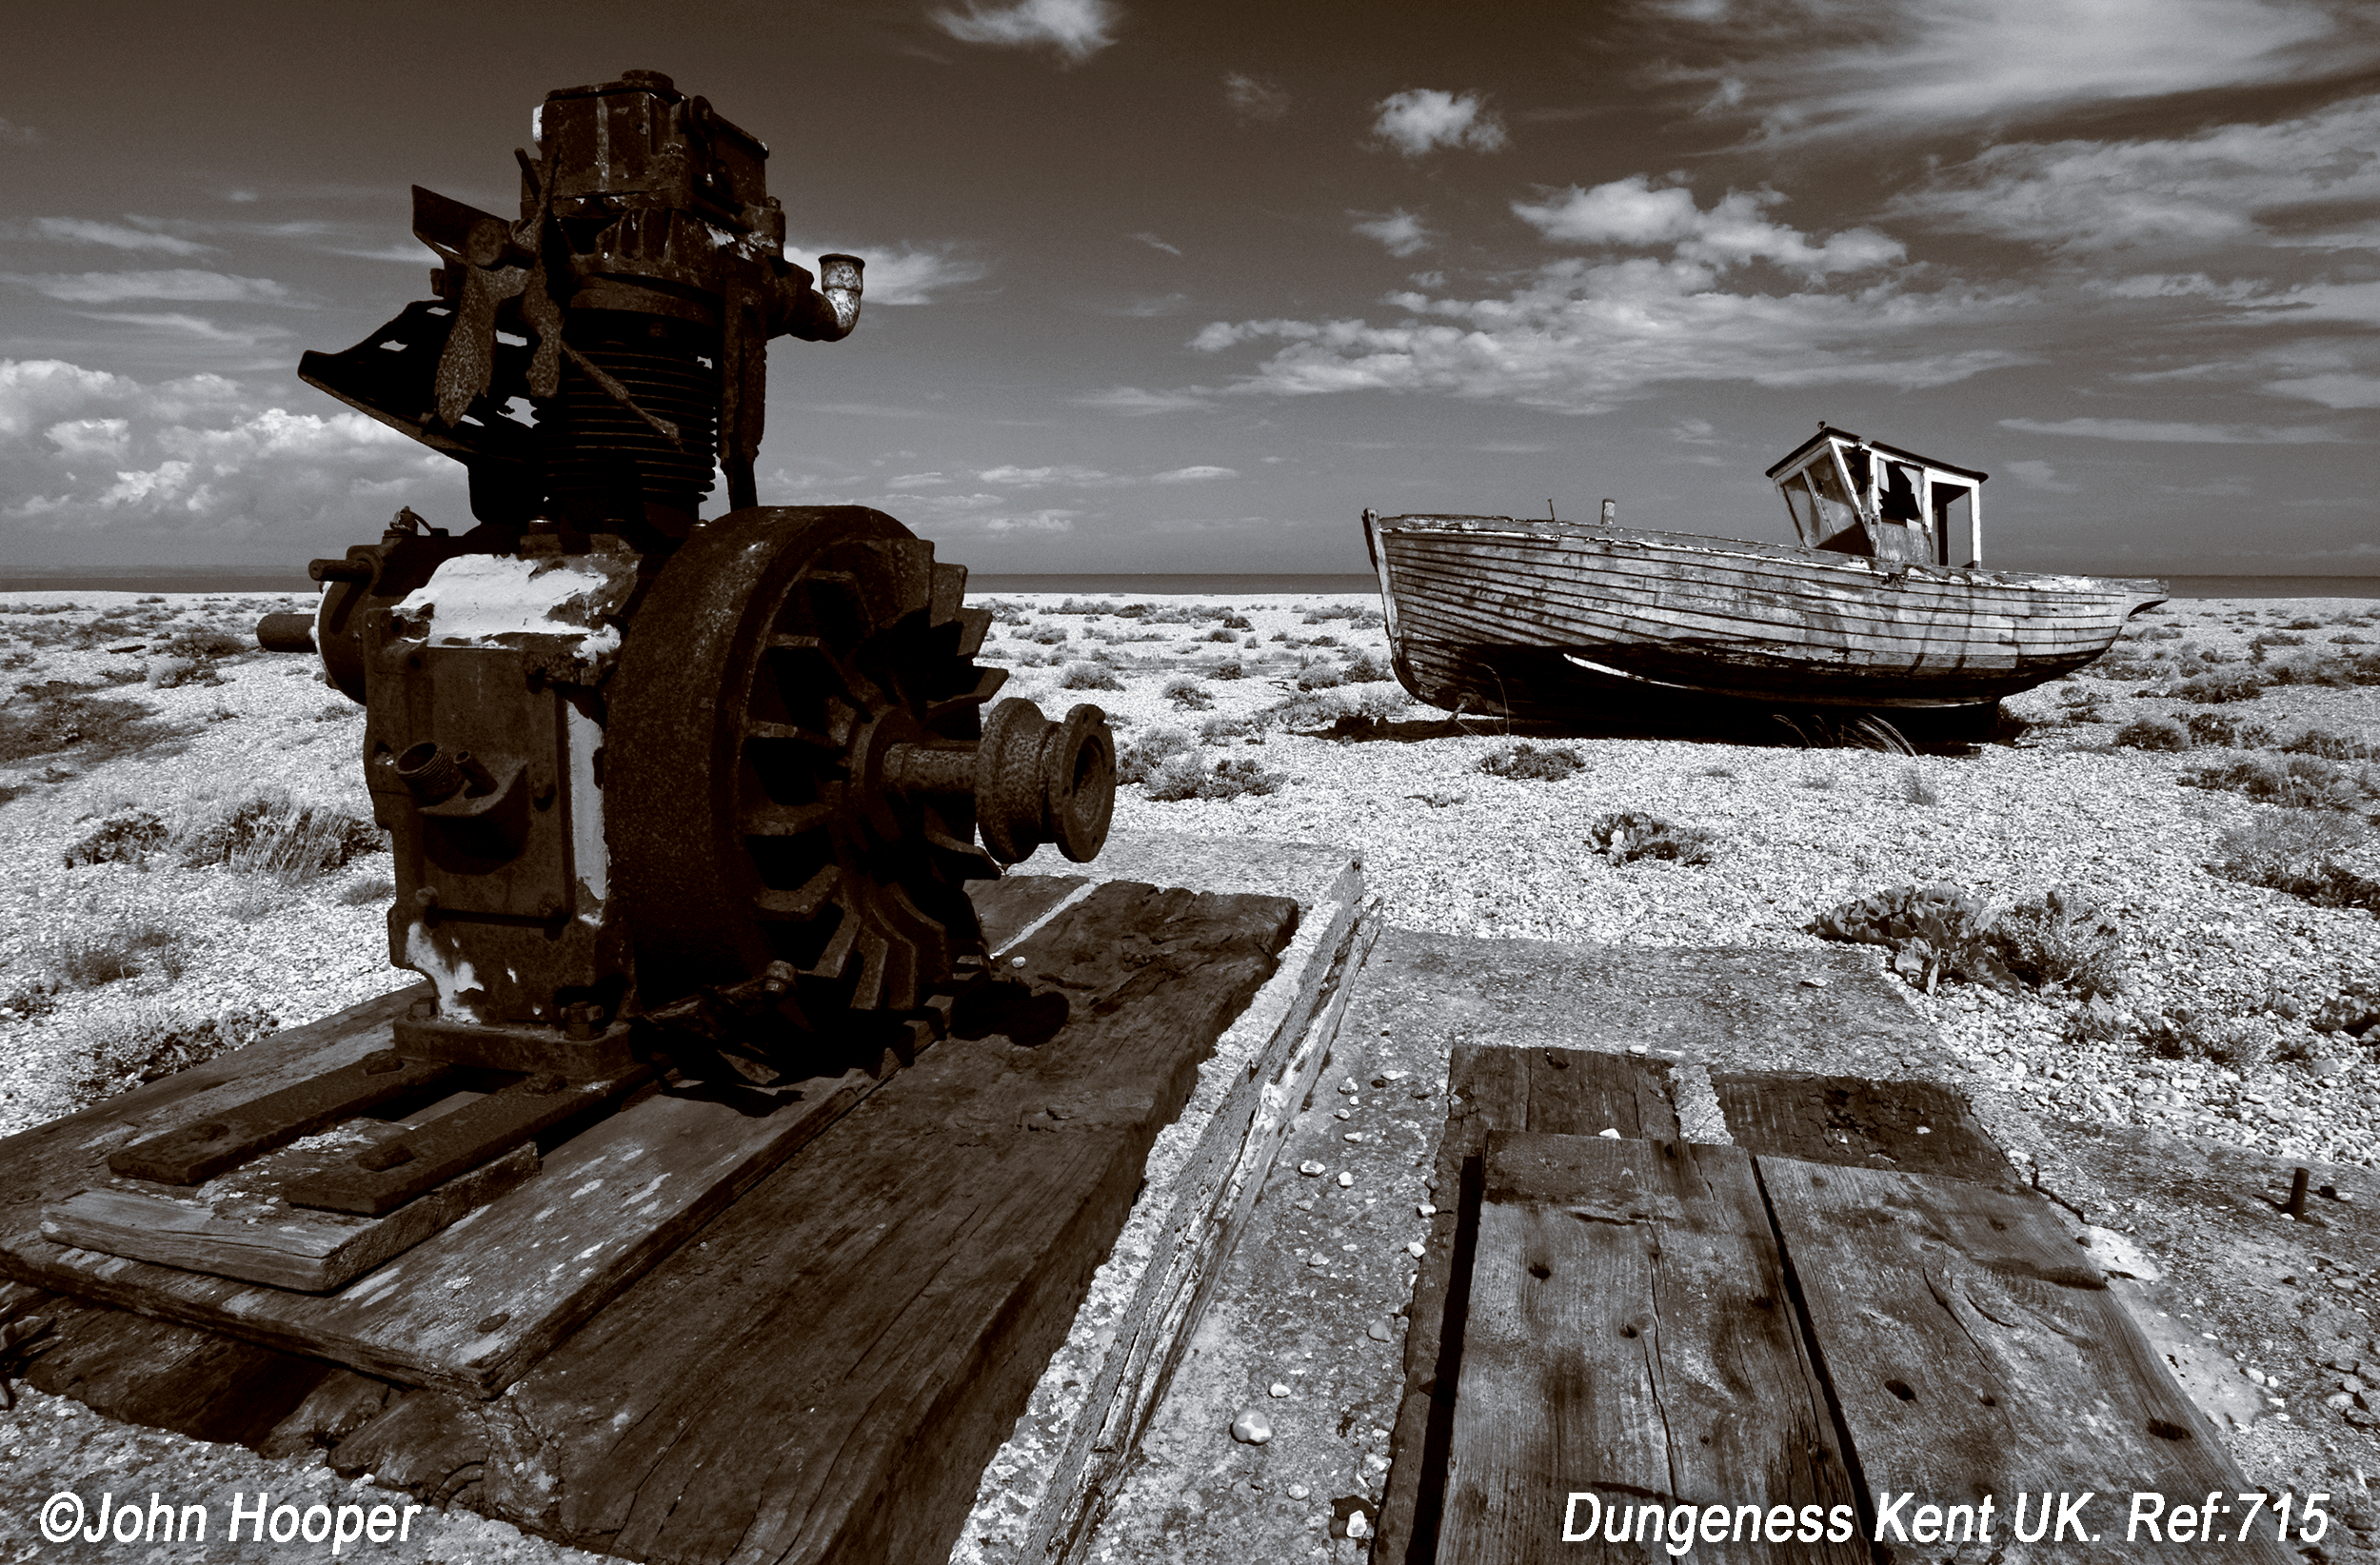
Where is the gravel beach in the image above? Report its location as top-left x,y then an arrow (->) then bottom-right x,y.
3,584 -> 2377,1562
10,585 -> 2372,1161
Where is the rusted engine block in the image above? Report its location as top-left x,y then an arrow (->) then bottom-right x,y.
249,69 -> 1113,1095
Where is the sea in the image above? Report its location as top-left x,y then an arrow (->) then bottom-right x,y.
1,572 -> 2376,601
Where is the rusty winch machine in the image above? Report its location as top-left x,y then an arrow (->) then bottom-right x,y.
113,71 -> 1114,1219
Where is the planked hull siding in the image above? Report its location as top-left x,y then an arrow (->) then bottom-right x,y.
1365,515 -> 2166,714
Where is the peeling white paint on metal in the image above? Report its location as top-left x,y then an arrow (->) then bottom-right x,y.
565,699 -> 609,911
404,921 -> 485,1020
388,550 -> 638,665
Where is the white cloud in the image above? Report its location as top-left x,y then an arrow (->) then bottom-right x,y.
1997,416 -> 2347,442
2004,458 -> 2079,492
1075,385 -> 1215,414
1370,89 -> 1508,157
979,464 -> 1111,485
0,358 -> 452,545
787,242 -> 988,306
6,217 -> 213,255
70,312 -> 293,347
929,0 -> 1120,64
1129,232 -> 1183,256
1224,72 -> 1290,123
45,418 -> 130,461
982,508 -> 1079,532
1514,178 -> 1903,274
1151,465 -> 1237,483
1888,95 -> 2380,259
1664,0 -> 2360,144
2262,372 -> 2380,407
1188,258 -> 2037,415
0,117 -> 40,145
1353,210 -> 1431,257
4,268 -> 294,304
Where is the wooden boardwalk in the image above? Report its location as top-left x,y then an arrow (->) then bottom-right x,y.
1380,1047 -> 2295,1565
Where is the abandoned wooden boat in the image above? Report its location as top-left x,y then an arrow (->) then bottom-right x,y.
1361,425 -> 2166,728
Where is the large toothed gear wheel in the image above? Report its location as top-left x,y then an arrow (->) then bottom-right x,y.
606,505 -> 1114,1076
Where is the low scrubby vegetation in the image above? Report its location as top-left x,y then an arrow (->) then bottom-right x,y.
1059,660 -> 1124,691
74,1003 -> 280,1102
2212,813 -> 2380,917
0,682 -> 188,763
1161,674 -> 1213,711
2179,753 -> 2380,813
1142,753 -> 1287,802
63,791 -> 386,881
1478,743 -> 1585,782
1810,882 -> 2127,998
1584,811 -> 1717,865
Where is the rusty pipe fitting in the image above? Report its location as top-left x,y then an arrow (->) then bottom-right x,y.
255,612 -> 318,654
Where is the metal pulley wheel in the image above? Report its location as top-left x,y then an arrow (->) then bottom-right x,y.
605,505 -> 1113,1076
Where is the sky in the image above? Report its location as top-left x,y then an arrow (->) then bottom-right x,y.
4,0 -> 2379,579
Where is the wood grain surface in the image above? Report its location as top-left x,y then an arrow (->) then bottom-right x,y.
1758,1157 -> 2294,1565
1437,1132 -> 1864,1565
328,881 -> 1298,1565
1372,1044 -> 1680,1565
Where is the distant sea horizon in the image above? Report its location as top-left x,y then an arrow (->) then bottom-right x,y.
3,570 -> 2376,601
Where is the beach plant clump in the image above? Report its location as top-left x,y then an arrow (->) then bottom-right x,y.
1478,743 -> 1585,782
173,791 -> 387,882
1161,674 -> 1213,711
1199,714 -> 1258,744
2282,728 -> 2379,762
63,807 -> 171,868
2185,710 -> 2277,749
2169,668 -> 2267,703
2180,754 -> 2380,813
1026,623 -> 1071,645
1989,889 -> 2129,1000
75,1004 -> 280,1102
0,681 -> 188,764
1584,811 -> 1716,865
1340,650 -> 1392,683
1118,724 -> 1195,784
1809,883 -> 2012,992
2137,1003 -> 2278,1068
1213,660 -> 1244,681
1059,660 -> 1124,691
1142,753 -> 1286,802
51,907 -> 188,991
1808,884 -> 2129,999
2213,813 -> 2380,917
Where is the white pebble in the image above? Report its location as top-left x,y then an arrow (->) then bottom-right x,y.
1289,1485 -> 1311,1500
1597,1128 -> 1620,1139
1231,1409 -> 1273,1444
1337,1171 -> 1355,1187
1299,1159 -> 1325,1177
1269,1381 -> 1291,1397
1406,1240 -> 1426,1258
1418,1202 -> 1437,1217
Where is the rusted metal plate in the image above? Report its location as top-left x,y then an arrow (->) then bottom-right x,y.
106,1055 -> 457,1186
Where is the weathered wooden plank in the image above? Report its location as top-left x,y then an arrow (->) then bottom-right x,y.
330,881 -> 1298,1565
41,1142 -> 538,1293
2,1060 -> 885,1395
1758,1158 -> 2295,1564
971,872 -> 1093,953
1373,1044 -> 1679,1565
1437,1132 -> 1864,1565
20,1293 -> 346,1446
1713,1072 -> 2023,1194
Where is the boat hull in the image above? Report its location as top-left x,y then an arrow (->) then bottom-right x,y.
1362,515 -> 2165,722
